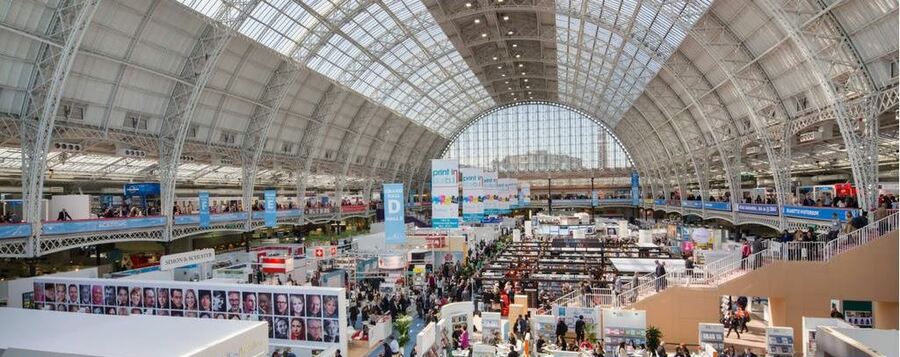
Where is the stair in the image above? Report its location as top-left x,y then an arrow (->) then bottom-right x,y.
723,312 -> 768,352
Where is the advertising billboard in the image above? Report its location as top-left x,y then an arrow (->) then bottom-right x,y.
431,159 -> 460,228
460,168 -> 484,223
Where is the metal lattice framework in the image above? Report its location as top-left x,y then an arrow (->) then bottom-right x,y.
18,0 -> 102,257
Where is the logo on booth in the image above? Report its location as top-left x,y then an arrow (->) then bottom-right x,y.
314,248 -> 324,257
432,168 -> 458,185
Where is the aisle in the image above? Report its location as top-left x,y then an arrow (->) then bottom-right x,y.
366,316 -> 427,357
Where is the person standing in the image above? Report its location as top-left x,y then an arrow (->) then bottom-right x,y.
57,208 -> 73,221
555,318 -> 568,346
684,256 -> 694,285
575,315 -> 586,343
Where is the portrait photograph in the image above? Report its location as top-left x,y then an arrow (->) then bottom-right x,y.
322,295 -> 338,319
212,290 -> 226,312
242,292 -> 257,315
143,287 -> 157,309
117,286 -> 129,306
306,318 -> 324,342
306,295 -> 322,317
104,285 -> 116,306
289,294 -> 305,317
157,288 -> 170,309
198,289 -> 212,311
184,289 -> 198,311
273,293 -> 289,316
273,317 -> 290,339
129,286 -> 142,307
323,319 -> 340,343
170,288 -> 184,310
257,292 -> 273,315
290,318 -> 305,341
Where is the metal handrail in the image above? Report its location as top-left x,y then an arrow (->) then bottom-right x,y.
611,211 -> 899,307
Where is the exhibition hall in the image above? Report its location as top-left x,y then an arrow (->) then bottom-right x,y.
0,0 -> 897,356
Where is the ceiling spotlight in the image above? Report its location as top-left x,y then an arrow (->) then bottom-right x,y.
528,91 -> 532,94
518,63 -> 524,67
515,54 -> 521,58
498,0 -> 504,3
465,2 -> 472,7
529,96 -> 533,99
508,87 -> 512,90
492,56 -> 498,60
523,79 -> 528,82
521,72 -> 526,75
497,66 -> 503,69
507,31 -> 514,35
474,18 -> 481,24
503,15 -> 510,21
502,74 -> 506,77
481,33 -> 488,38
511,43 -> 518,48
505,81 -> 509,84
525,85 -> 530,89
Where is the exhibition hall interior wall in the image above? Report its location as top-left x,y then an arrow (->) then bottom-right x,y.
632,231 -> 899,347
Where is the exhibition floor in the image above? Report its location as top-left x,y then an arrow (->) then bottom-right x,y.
363,317 -> 428,357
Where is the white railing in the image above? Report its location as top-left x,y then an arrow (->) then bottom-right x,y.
611,211 -> 898,307
824,211 -> 898,260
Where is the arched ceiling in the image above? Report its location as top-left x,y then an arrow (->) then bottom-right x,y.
0,0 -> 896,198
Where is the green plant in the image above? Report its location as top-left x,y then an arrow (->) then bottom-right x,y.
646,326 -> 663,355
394,314 -> 413,347
585,323 -> 598,344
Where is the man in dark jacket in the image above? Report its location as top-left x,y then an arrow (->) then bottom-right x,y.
555,318 -> 568,346
574,315 -> 585,343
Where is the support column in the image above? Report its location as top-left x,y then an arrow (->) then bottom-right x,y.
19,0 -> 102,258
158,0 -> 259,242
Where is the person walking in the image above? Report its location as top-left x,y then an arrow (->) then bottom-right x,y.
684,256 -> 694,285
725,312 -> 741,339
555,318 -> 568,346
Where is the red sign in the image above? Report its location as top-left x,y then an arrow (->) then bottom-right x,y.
260,256 -> 293,273
330,246 -> 337,256
314,247 -> 324,258
835,183 -> 856,197
340,204 -> 367,213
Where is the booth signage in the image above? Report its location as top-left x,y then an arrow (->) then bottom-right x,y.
383,183 -> 406,244
199,191 -> 210,228
260,256 -> 294,273
264,189 -> 277,228
682,200 -> 703,209
160,248 -> 215,271
431,159 -> 460,228
592,191 -> 599,207
782,205 -> 858,222
737,203 -> 779,216
631,171 -> 640,205
521,183 -> 530,205
703,201 -> 731,211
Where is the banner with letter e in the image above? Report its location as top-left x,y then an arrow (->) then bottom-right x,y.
264,189 -> 276,228
384,183 -> 406,244
431,159 -> 460,228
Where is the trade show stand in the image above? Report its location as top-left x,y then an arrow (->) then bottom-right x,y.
0,307 -> 268,357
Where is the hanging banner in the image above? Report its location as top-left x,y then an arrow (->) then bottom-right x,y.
461,168 -> 484,223
592,191 -> 599,207
384,183 -> 406,244
483,172 -> 498,216
631,171 -> 640,205
497,178 -> 514,214
264,189 -> 277,228
431,159 -> 460,228
199,191 -> 210,228
521,183 -> 530,206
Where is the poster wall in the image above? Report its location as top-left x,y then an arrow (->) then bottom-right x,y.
383,183 -> 406,244
483,172 -> 498,216
461,168 -> 484,223
601,308 -> 647,354
431,159 -> 460,228
481,311 -> 502,344
31,277 -> 348,356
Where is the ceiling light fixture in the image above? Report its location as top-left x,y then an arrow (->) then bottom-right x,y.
465,2 -> 472,7
521,72 -> 526,75
492,56 -> 498,60
525,85 -> 530,89
497,66 -> 502,69
523,79 -> 528,82
481,33 -> 487,38
511,44 -> 517,48
507,31 -> 514,35
474,19 -> 481,24
503,15 -> 510,21
501,74 -> 506,77
515,54 -> 521,58
508,87 -> 512,90
518,63 -> 523,67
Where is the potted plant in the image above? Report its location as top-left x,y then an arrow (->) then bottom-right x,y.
646,326 -> 663,356
394,314 -> 413,347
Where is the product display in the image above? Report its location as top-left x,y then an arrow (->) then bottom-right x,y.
766,327 -> 794,356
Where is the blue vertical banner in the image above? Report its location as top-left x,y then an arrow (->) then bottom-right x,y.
384,183 -> 406,244
199,191 -> 210,228
431,159 -> 460,228
631,171 -> 640,205
591,191 -> 599,206
264,189 -> 277,228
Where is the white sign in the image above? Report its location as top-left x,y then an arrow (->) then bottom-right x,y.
378,255 -> 406,270
159,248 -> 215,271
698,323 -> 725,352
766,326 -> 795,356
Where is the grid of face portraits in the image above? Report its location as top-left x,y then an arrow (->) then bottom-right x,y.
31,280 -> 341,343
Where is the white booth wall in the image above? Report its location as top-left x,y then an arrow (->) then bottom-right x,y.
4,267 -> 100,308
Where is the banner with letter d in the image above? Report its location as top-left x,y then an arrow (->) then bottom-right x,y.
384,183 -> 406,244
